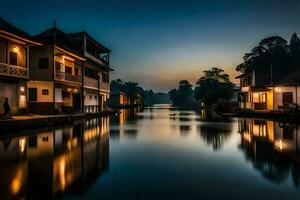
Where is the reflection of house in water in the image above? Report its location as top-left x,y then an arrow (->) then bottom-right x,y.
0,117 -> 109,200
110,108 -> 139,140
238,118 -> 300,186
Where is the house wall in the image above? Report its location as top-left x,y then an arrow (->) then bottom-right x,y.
0,80 -> 27,114
27,81 -> 54,102
273,86 -> 300,110
267,90 -> 273,110
84,90 -> 98,106
27,81 -> 54,114
29,45 -> 54,81
55,88 -> 63,103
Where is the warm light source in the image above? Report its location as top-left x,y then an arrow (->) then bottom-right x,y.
13,46 -> 19,53
20,86 -> 25,92
275,87 -> 282,92
19,138 -> 26,153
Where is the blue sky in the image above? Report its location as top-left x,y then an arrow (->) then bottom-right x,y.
1,0 -> 300,92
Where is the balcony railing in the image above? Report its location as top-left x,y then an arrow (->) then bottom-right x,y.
100,82 -> 110,91
55,70 -> 81,83
0,63 -> 28,78
84,76 -> 98,89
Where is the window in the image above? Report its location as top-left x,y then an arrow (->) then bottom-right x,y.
94,96 -> 97,99
9,52 -> 17,65
85,67 -> 98,79
39,58 -> 49,69
28,136 -> 37,148
102,73 -> 109,83
65,66 -> 72,74
283,127 -> 293,140
282,92 -> 293,104
55,61 -> 61,71
42,89 -> 49,95
75,68 -> 79,76
90,96 -> 92,100
28,88 -> 37,101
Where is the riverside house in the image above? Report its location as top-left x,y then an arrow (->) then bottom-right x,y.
27,27 -> 86,114
237,68 -> 300,111
66,32 -> 112,113
0,18 -> 41,114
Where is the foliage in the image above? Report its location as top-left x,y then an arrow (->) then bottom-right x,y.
110,79 -> 170,105
236,34 -> 300,74
194,68 -> 233,106
168,80 -> 196,108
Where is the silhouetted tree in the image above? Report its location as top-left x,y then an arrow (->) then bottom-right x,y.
290,33 -> 300,66
110,79 -> 170,106
194,67 -> 233,106
168,80 -> 195,108
236,36 -> 289,73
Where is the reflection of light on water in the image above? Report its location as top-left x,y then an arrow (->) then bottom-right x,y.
67,138 -> 78,150
243,133 -> 251,143
11,168 -> 23,195
19,138 -> 26,153
84,128 -> 99,141
274,139 -> 283,151
59,157 -> 66,191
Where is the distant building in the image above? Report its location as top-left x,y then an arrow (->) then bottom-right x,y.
28,28 -> 85,114
0,18 -> 40,114
66,32 -> 112,113
237,68 -> 300,111
109,92 -> 129,108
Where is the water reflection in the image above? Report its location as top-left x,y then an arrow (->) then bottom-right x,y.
198,122 -> 233,151
238,118 -> 300,187
110,108 -> 140,140
0,117 -> 109,200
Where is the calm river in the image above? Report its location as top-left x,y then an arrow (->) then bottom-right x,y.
0,104 -> 300,199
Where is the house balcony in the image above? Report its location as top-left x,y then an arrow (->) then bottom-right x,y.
84,76 -> 98,89
55,70 -> 81,84
0,63 -> 28,79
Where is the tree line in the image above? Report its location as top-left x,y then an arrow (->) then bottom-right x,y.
168,67 -> 234,109
110,79 -> 171,105
236,33 -> 300,77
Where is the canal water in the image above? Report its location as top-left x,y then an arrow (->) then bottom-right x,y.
0,104 -> 300,200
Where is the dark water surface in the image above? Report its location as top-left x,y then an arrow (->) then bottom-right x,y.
0,104 -> 300,200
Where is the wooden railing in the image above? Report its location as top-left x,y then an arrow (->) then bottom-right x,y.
84,76 -> 98,89
55,70 -> 81,83
0,63 -> 28,78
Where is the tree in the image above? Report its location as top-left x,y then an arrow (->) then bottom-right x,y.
168,80 -> 195,108
290,33 -> 300,66
236,36 -> 289,74
194,67 -> 233,106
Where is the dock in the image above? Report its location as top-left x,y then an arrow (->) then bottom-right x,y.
0,111 -> 117,131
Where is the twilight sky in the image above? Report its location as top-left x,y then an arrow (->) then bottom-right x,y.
1,0 -> 300,92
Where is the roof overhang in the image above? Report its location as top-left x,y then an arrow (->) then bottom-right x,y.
55,45 -> 86,61
0,30 -> 42,45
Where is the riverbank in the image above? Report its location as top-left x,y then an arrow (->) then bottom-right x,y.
0,110 -> 117,131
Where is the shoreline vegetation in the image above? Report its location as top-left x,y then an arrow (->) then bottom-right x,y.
110,79 -> 171,106
168,33 -> 300,119
168,67 -> 235,113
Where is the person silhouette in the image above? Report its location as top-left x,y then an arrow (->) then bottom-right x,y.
3,98 -> 11,119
